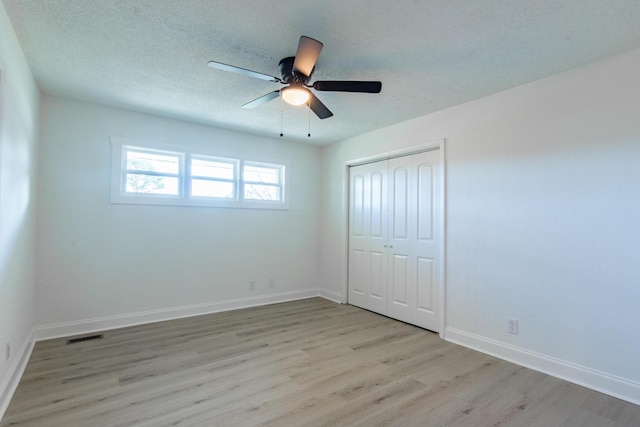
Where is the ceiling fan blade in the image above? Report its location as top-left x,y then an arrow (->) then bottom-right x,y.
308,92 -> 333,119
293,36 -> 323,77
313,80 -> 382,93
207,60 -> 281,83
242,90 -> 281,109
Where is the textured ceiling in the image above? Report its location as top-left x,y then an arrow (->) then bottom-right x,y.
4,0 -> 640,145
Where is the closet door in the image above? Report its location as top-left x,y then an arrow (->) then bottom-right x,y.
387,150 -> 440,331
348,160 -> 388,315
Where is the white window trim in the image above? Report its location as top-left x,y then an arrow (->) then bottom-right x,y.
110,136 -> 289,209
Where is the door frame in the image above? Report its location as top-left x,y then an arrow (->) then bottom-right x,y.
343,139 -> 447,338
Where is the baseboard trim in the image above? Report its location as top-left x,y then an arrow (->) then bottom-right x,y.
318,289 -> 345,304
445,327 -> 640,406
0,331 -> 35,421
34,289 -> 321,341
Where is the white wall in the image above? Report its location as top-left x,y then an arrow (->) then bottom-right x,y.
320,47 -> 640,403
0,4 -> 39,415
35,97 -> 321,335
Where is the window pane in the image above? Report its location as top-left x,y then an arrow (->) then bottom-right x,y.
244,165 -> 280,184
191,179 -> 235,198
192,158 -> 235,180
125,174 -> 179,195
126,149 -> 180,174
244,184 -> 280,201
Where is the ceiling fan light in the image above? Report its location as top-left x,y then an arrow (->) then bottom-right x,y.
281,86 -> 309,106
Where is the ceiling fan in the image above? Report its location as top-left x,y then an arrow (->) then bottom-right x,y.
207,36 -> 382,119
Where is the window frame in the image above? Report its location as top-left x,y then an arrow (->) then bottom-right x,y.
241,161 -> 286,203
188,154 -> 239,201
121,145 -> 185,199
110,137 -> 289,210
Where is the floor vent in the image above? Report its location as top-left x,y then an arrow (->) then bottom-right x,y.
66,334 -> 104,345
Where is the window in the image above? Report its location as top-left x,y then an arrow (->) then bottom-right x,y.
190,156 -> 238,199
123,147 -> 183,196
111,137 -> 288,209
243,162 -> 284,202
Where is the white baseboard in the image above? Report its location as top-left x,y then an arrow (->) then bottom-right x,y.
445,327 -> 640,406
0,332 -> 35,421
34,289 -> 321,341
319,288 -> 346,304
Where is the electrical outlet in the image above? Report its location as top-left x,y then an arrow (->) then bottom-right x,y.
249,280 -> 256,291
507,319 -> 519,335
268,278 -> 275,288
5,343 -> 10,361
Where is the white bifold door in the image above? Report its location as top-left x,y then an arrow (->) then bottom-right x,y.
348,150 -> 441,332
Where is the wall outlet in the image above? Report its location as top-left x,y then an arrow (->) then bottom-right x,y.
249,280 -> 256,291
268,278 -> 275,288
507,319 -> 519,335
5,342 -> 10,361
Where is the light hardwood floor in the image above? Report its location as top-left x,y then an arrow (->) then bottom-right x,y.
2,298 -> 639,426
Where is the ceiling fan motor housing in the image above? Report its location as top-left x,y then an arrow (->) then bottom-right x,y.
279,56 -> 312,84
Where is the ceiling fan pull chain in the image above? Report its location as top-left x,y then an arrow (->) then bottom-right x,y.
280,95 -> 284,137
307,98 -> 311,138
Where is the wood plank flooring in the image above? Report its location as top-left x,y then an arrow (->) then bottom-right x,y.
2,298 -> 639,426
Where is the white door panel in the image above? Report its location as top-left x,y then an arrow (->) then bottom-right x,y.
390,253 -> 409,305
417,257 -> 434,311
391,165 -> 409,241
417,163 -> 434,241
412,151 -> 440,330
348,149 -> 441,332
348,161 -> 388,316
370,171 -> 385,238
387,155 -> 417,325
